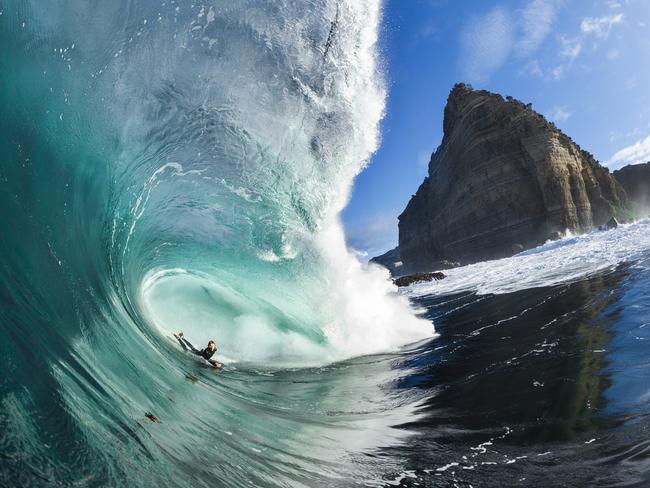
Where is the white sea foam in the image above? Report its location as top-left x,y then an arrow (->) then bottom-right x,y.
317,218 -> 435,360
403,219 -> 650,298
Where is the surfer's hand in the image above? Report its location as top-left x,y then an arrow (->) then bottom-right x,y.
214,362 -> 222,369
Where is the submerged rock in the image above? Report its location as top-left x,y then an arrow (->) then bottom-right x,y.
393,272 -> 446,287
437,260 -> 461,270
598,217 -> 620,231
606,217 -> 619,229
398,83 -> 629,273
370,247 -> 460,277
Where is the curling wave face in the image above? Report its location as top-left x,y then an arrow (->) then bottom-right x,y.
98,0 -> 433,364
2,0 -> 433,365
0,1 -> 433,486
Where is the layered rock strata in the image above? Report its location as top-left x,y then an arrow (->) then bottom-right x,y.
398,84 -> 629,272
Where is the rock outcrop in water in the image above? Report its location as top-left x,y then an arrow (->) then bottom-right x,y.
397,83 -> 630,272
393,272 -> 446,287
613,163 -> 650,213
369,247 -> 460,277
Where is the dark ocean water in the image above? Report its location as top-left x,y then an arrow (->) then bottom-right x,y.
383,259 -> 650,487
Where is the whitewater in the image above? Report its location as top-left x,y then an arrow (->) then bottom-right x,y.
3,1 -> 650,487
404,220 -> 650,298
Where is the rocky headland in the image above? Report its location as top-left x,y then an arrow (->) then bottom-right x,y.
391,83 -> 631,274
613,162 -> 650,214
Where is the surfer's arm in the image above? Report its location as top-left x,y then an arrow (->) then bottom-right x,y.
207,359 -> 222,369
176,335 -> 189,351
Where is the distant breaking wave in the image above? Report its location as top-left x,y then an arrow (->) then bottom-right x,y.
404,220 -> 650,297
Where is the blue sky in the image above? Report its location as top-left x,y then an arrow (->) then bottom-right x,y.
343,0 -> 650,259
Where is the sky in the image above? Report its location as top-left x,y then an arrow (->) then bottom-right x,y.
342,0 -> 650,259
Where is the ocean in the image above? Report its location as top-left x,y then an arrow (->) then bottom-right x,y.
2,1 -> 650,487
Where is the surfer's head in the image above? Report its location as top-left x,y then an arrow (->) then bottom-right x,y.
207,340 -> 216,351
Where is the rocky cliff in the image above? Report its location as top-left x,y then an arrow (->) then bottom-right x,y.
398,84 -> 630,272
613,163 -> 650,213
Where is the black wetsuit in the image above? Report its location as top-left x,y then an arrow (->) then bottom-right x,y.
176,336 -> 219,366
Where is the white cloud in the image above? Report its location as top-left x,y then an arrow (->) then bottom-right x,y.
521,59 -> 544,77
460,6 -> 515,83
459,0 -> 559,82
516,0 -> 557,57
549,106 -> 572,122
580,13 -> 624,38
608,127 -> 642,143
551,65 -> 565,80
608,134 -> 650,170
551,35 -> 582,80
559,35 -> 582,60
549,11 -> 624,80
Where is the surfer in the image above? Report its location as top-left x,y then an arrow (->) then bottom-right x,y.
174,332 -> 222,369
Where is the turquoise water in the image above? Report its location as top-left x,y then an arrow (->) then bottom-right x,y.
0,2 -> 435,486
